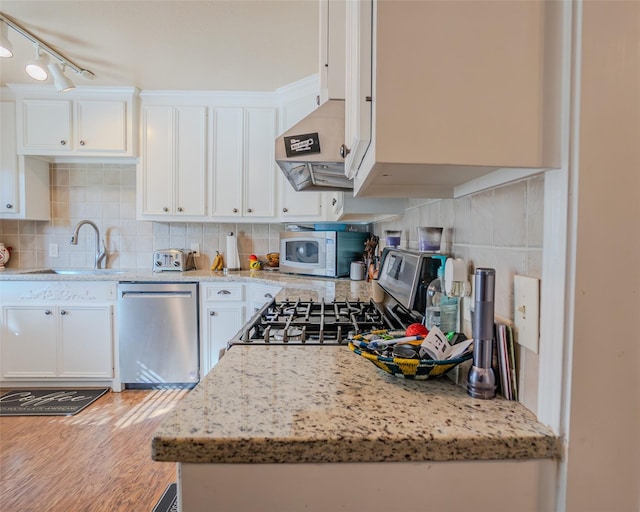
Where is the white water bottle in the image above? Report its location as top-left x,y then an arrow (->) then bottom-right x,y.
425,266 -> 444,330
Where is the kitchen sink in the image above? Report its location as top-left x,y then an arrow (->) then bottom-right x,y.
22,269 -> 129,275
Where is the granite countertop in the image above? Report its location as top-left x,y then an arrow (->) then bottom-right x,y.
152,345 -> 560,464
0,268 -> 374,302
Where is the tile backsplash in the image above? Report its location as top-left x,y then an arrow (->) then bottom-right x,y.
0,163 -> 281,271
373,175 -> 545,414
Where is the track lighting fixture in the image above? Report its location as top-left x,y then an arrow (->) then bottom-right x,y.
0,11 -> 94,91
48,62 -> 75,92
25,46 -> 49,80
0,20 -> 12,57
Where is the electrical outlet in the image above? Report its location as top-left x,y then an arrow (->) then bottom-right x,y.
190,243 -> 200,257
49,243 -> 58,257
514,275 -> 540,353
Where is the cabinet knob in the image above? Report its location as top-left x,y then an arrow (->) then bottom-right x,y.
60,140 -> 66,146
177,207 -> 183,212
264,293 -> 273,299
282,208 -> 288,213
339,144 -> 351,159
232,208 -> 238,213
316,95 -> 320,106
217,289 -> 231,295
247,208 -> 253,213
60,310 -> 67,315
163,207 -> 169,212
209,311 -> 216,316
331,197 -> 337,206
5,203 -> 13,209
44,310 -> 52,315
79,140 -> 86,146
365,96 -> 372,102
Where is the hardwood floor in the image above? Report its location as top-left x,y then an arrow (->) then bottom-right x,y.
0,388 -> 187,512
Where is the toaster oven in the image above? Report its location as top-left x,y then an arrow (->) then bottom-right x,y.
153,249 -> 196,272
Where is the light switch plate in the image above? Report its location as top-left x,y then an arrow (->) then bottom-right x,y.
514,275 -> 540,353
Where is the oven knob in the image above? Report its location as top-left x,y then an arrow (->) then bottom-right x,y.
155,260 -> 162,267
173,260 -> 180,267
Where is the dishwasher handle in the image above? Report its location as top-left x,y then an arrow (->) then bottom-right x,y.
120,290 -> 193,298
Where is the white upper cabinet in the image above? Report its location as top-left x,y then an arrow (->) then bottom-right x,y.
347,0 -> 563,198
244,108 -> 276,217
75,99 -> 128,153
211,107 -> 244,217
277,77 -> 325,221
11,86 -> 137,157
0,101 -> 50,220
319,0 -> 346,103
139,104 -> 208,218
210,106 -> 276,219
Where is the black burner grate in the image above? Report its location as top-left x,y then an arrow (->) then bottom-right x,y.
235,298 -> 391,345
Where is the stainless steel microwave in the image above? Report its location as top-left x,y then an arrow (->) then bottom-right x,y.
279,231 -> 370,278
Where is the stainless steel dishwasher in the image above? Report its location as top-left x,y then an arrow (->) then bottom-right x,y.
118,282 -> 199,388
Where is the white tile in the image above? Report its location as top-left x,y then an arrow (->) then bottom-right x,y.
470,190 -> 494,245
527,176 -> 545,248
494,181 -> 527,247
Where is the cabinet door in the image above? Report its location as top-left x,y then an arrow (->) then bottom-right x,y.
58,306 -> 113,378
21,99 -> 72,152
344,0 -> 373,179
76,100 -> 127,153
244,108 -> 276,217
279,178 -> 323,219
211,107 -> 244,217
141,105 -> 174,215
319,0 -> 346,102
204,306 -> 245,373
1,306 -> 57,378
175,106 -> 208,216
0,102 -> 19,215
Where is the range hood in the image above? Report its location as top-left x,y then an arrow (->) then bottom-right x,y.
275,99 -> 352,192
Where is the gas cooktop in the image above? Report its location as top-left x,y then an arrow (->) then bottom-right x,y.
229,298 -> 393,346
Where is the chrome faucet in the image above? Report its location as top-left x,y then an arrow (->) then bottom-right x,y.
70,220 -> 106,269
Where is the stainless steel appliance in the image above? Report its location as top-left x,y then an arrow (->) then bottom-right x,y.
376,248 -> 444,325
275,99 -> 352,192
118,282 -> 199,388
279,230 -> 370,278
229,298 -> 393,347
227,248 -> 443,349
152,249 -> 196,272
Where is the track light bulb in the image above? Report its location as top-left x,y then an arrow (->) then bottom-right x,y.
25,47 -> 49,81
48,62 -> 75,92
0,22 -> 13,58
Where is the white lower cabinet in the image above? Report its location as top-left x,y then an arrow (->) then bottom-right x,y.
0,281 -> 116,385
200,283 -> 245,375
200,282 -> 281,375
204,305 -> 245,374
248,284 -> 279,318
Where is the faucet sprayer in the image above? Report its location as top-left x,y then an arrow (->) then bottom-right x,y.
70,220 -> 106,269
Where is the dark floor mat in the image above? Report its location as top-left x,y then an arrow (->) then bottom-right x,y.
0,388 -> 109,416
152,483 -> 177,512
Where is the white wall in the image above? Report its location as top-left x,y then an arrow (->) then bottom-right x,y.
564,1 -> 640,510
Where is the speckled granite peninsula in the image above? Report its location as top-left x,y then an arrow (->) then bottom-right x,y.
152,345 -> 559,464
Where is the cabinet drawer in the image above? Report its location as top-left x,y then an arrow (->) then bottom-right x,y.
203,283 -> 244,302
0,281 -> 117,303
249,285 -> 280,303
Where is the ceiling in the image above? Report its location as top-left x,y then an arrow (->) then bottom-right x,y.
0,1 -> 319,92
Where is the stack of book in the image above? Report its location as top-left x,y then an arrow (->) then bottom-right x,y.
495,323 -> 518,400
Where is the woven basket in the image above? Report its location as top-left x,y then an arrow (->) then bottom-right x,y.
348,341 -> 472,380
